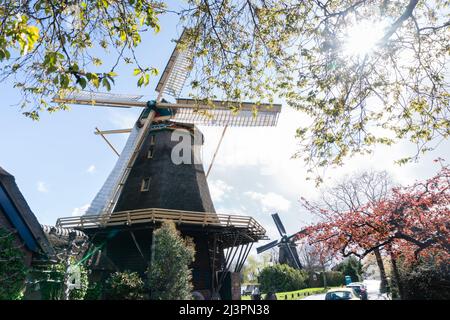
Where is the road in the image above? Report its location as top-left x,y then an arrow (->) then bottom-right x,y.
301,280 -> 390,300
302,293 -> 326,300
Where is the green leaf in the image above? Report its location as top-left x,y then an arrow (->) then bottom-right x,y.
102,78 -> 111,91
137,75 -> 144,87
78,77 -> 87,89
59,74 -> 70,88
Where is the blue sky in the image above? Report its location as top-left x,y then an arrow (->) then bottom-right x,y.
0,10 -> 448,255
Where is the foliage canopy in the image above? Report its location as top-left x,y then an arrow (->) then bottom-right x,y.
1,1 -> 449,172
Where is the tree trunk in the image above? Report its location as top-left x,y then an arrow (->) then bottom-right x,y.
322,263 -> 327,288
390,252 -> 404,299
374,248 -> 388,293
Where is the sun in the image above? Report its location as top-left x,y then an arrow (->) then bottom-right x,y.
343,20 -> 388,57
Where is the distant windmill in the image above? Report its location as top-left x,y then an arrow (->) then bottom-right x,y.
256,213 -> 304,269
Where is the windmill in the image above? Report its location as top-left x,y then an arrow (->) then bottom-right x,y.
53,30 -> 280,218
256,213 -> 304,269
53,29 -> 281,299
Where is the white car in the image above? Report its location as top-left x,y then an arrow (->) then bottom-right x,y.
347,282 -> 368,300
325,288 -> 361,300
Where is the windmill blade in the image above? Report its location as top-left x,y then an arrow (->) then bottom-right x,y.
53,91 -> 281,127
94,128 -> 133,135
287,228 -> 308,241
285,243 -> 302,269
160,98 -> 281,127
272,213 -> 287,236
256,240 -> 279,254
155,29 -> 194,99
53,91 -> 146,108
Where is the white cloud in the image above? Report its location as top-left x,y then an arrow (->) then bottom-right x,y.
37,181 -> 48,193
209,179 -> 233,202
200,105 -> 449,205
244,191 -> 291,212
72,204 -> 90,216
86,164 -> 96,174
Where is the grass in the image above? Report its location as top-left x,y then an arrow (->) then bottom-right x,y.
241,287 -> 339,300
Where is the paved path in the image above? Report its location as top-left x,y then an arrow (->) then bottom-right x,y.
301,293 -> 326,300
301,280 -> 391,300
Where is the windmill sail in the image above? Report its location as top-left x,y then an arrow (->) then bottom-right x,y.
53,91 -> 146,108
169,99 -> 281,127
272,213 -> 287,235
54,92 -> 281,127
155,29 -> 194,98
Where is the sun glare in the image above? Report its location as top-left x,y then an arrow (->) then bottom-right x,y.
343,20 -> 388,57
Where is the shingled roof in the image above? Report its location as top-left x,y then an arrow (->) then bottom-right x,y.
0,166 -> 55,259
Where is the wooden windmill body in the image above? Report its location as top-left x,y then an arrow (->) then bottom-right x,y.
54,31 -> 280,299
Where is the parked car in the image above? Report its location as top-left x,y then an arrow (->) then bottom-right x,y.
325,288 -> 361,300
241,284 -> 260,296
346,282 -> 368,300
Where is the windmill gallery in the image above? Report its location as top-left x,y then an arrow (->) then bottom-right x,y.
0,30 -> 293,300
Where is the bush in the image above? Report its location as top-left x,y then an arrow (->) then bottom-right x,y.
258,264 -> 308,293
105,271 -> 145,300
32,259 -> 88,300
398,257 -> 450,300
148,221 -> 195,300
0,227 -> 28,300
319,271 -> 345,287
334,257 -> 363,282
84,281 -> 103,300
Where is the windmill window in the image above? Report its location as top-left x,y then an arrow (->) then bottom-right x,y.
141,178 -> 150,192
147,147 -> 154,159
150,135 -> 156,145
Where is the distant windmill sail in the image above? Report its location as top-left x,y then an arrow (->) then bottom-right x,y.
256,213 -> 303,269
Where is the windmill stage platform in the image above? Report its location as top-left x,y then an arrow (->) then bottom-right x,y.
56,208 -> 267,248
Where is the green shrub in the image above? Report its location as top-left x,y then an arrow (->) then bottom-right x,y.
0,227 -> 28,300
398,257 -> 450,300
105,271 -> 145,300
318,271 -> 345,287
148,221 -> 195,300
334,257 -> 363,282
258,264 -> 308,293
84,281 -> 104,300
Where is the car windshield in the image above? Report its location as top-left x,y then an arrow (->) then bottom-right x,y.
348,286 -> 361,293
326,291 -> 353,300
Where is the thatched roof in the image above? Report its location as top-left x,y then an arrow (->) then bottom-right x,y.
0,166 -> 55,259
114,122 -> 215,214
41,225 -> 87,250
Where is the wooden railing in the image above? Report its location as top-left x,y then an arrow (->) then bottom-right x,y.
56,208 -> 267,239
